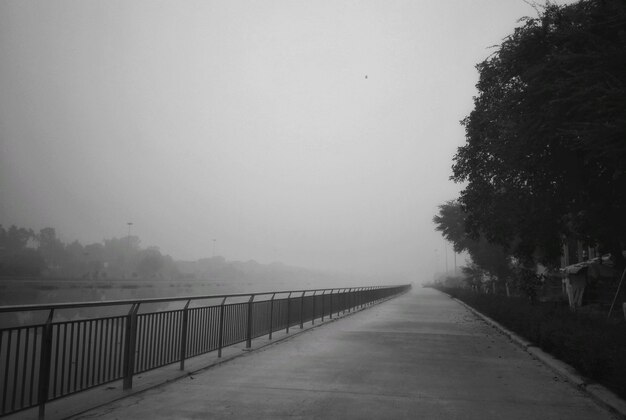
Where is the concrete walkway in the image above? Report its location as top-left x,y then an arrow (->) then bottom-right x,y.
70,288 -> 616,419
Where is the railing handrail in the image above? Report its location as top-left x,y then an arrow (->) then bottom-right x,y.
0,284 -> 409,313
0,284 -> 411,418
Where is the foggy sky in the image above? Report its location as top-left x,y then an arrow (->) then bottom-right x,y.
0,1 -> 566,281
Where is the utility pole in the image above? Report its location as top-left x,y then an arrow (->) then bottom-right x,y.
444,239 -> 449,274
126,222 -> 133,279
127,222 -> 133,248
454,250 -> 457,274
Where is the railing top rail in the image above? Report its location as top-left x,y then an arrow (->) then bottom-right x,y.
0,284 -> 411,313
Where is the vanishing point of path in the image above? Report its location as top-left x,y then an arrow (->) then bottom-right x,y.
72,288 -> 615,419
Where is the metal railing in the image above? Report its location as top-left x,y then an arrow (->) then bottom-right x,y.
0,284 -> 410,418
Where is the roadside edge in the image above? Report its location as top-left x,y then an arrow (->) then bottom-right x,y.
442,291 -> 626,419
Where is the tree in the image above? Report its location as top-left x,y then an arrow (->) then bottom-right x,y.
433,201 -> 513,287
0,225 -> 35,252
461,263 -> 484,291
452,0 -> 626,268
37,227 -> 67,272
0,225 -> 44,276
137,247 -> 165,278
432,201 -> 470,253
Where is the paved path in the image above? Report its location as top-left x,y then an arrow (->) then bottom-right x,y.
72,288 -> 615,419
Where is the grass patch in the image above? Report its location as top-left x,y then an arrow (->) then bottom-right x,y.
437,286 -> 626,399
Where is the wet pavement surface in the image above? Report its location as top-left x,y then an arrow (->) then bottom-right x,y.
69,288 -> 616,419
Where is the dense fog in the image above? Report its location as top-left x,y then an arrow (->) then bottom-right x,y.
0,1 -> 561,291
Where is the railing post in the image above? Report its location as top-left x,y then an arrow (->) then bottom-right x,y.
337,289 -> 341,314
179,300 -> 191,370
299,291 -> 305,329
268,293 -> 276,340
348,288 -> 352,311
342,288 -> 347,314
311,291 -> 317,325
218,297 -> 227,357
339,288 -> 343,314
321,290 -> 326,322
347,288 -> 353,312
37,309 -> 54,420
246,295 -> 255,348
329,289 -> 334,319
123,303 -> 140,390
286,292 -> 292,334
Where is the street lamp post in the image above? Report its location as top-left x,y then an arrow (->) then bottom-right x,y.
454,250 -> 457,274
126,222 -> 134,254
126,222 -> 133,279
444,239 -> 448,274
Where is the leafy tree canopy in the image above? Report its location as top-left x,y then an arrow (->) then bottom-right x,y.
452,0 -> 626,267
433,201 -> 513,281
0,224 -> 179,279
0,225 -> 43,276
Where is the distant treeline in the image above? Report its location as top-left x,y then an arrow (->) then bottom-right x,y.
0,225 -> 179,279
0,225 -> 370,289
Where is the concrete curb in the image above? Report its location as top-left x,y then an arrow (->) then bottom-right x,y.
447,294 -> 626,419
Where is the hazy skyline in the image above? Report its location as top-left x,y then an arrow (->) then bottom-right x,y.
0,1 -> 570,281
